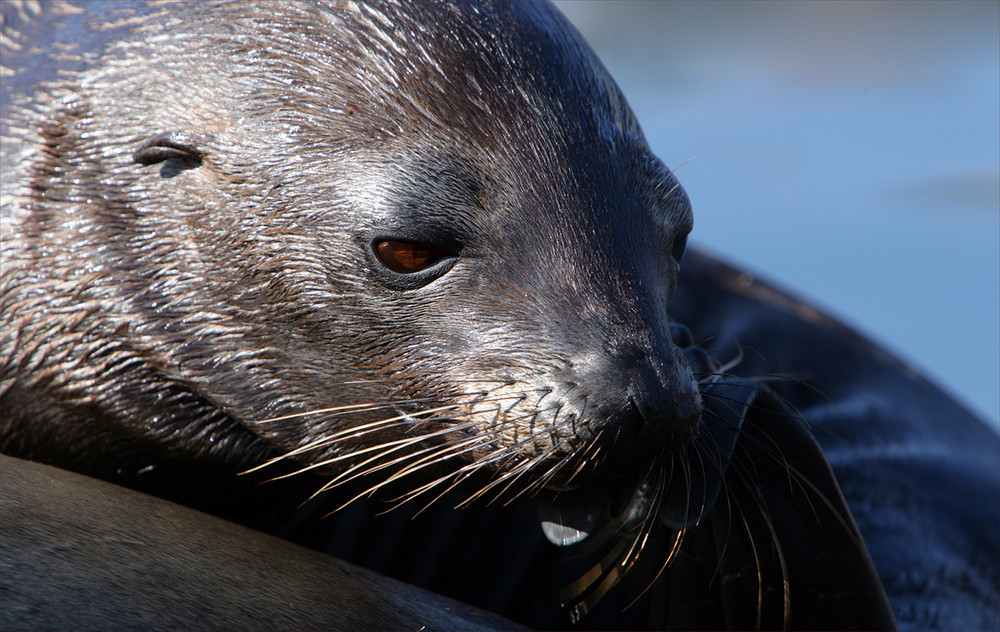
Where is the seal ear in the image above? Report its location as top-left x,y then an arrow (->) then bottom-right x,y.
133,131 -> 209,166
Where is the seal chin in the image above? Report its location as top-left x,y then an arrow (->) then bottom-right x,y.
534,400 -> 708,548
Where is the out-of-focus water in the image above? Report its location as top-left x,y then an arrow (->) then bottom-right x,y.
556,0 -> 999,430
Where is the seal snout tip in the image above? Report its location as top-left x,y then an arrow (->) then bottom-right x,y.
634,391 -> 702,448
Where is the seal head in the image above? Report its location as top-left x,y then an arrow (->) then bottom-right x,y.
1,0 -> 700,498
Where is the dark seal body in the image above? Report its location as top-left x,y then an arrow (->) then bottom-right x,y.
672,252 -> 1000,630
0,453 -> 526,632
1,1 -> 996,631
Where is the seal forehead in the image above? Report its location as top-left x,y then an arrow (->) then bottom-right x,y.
194,0 -> 673,263
210,0 -> 642,163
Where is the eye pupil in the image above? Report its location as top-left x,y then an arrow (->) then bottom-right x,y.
375,239 -> 446,273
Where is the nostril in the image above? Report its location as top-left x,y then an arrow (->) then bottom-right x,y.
674,386 -> 703,439
570,341 -> 703,463
632,399 -> 665,447
631,386 -> 702,449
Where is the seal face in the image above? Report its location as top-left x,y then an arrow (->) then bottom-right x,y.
1,0 -> 699,514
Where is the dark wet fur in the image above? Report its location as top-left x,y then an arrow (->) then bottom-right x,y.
218,353 -> 895,629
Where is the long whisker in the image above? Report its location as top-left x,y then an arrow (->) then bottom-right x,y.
380,413 -> 570,513
331,434 -> 493,512
245,391 -> 533,475
244,404 -> 465,476
320,399 -> 568,512
253,397 -> 451,424
337,427 -> 487,493
309,416 -> 487,495
459,440 -> 565,506
405,444 -> 529,512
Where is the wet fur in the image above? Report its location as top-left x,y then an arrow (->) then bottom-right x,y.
1,2 -> 705,620
2,2 -> 995,630
0,3 -> 847,627
2,0 -> 697,487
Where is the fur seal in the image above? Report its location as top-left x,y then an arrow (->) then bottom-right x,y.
0,1 -> 707,624
1,1 -> 995,630
2,0 -> 699,497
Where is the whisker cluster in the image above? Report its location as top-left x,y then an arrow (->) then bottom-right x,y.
238,343 -> 857,623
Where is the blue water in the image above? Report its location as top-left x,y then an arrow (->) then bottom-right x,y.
557,1 -> 1000,429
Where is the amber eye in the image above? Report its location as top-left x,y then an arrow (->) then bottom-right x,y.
374,239 -> 449,273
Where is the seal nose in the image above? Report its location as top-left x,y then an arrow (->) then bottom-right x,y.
627,357 -> 703,449
584,342 -> 702,463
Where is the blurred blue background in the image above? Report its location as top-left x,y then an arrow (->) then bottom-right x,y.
556,1 -> 999,430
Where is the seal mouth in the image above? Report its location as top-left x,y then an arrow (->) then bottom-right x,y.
536,325 -> 734,541
532,336 -> 756,620
536,376 -> 747,546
